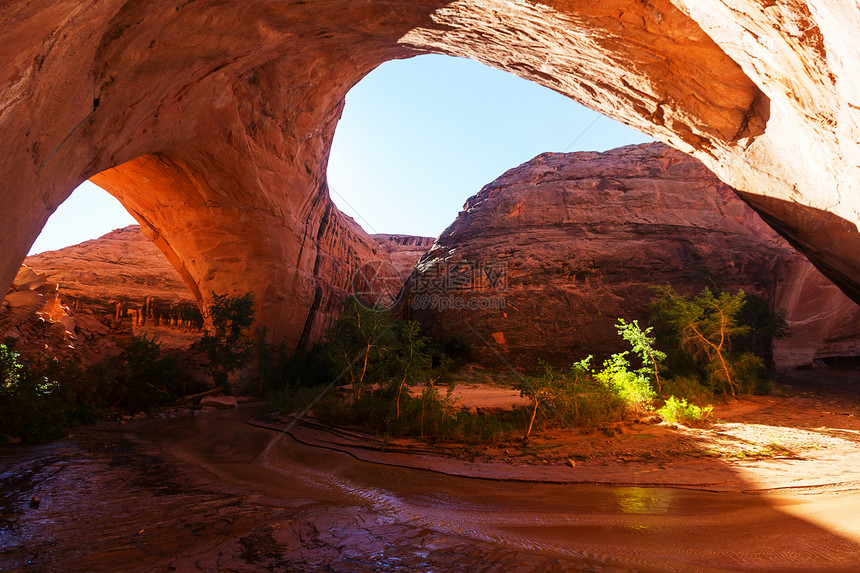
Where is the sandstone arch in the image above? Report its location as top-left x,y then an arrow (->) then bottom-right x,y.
1,1 -> 858,351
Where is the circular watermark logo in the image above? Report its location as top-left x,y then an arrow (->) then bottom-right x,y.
350,260 -> 403,310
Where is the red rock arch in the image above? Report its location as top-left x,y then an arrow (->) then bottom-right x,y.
1,0 -> 857,350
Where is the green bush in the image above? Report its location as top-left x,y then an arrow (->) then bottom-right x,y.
94,334 -> 191,412
516,356 -> 642,440
593,352 -> 655,414
0,344 -> 71,443
657,396 -> 714,426
1,342 -> 22,386
0,337 -> 192,445
658,376 -> 713,406
515,319 -> 664,440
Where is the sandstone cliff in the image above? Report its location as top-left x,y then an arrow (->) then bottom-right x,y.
1,1 -> 857,356
403,143 -> 860,369
2,218 -> 399,362
25,225 -> 198,329
371,235 -> 436,281
2,226 -> 202,362
0,264 -> 117,364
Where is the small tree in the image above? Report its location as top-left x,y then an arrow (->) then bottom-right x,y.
616,318 -> 666,394
515,360 -> 561,442
326,296 -> 396,405
200,292 -> 256,388
650,285 -> 760,396
391,320 -> 431,421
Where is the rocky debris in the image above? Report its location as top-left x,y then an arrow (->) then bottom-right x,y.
371,235 -> 436,281
2,0 -> 858,357
0,264 -> 115,364
403,143 -> 860,369
2,226 -> 205,363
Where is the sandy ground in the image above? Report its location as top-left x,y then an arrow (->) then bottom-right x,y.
258,368 -> 860,492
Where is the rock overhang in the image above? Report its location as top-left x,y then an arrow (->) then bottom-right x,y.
0,0 -> 857,351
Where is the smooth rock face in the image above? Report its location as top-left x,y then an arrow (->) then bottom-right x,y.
773,259 -> 860,367
403,143 -> 860,369
0,1 -> 857,352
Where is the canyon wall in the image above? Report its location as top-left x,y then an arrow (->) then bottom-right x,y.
403,143 -> 860,369
0,1 -> 857,352
25,226 -> 198,329
371,235 -> 437,281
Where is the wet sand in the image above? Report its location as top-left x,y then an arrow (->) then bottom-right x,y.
2,403 -> 860,572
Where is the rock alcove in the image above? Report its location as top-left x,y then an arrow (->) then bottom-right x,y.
1,0 -> 858,352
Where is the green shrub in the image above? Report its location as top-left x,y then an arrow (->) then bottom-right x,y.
593,352 -> 655,414
1,342 -> 22,386
657,396 -> 714,426
616,318 -> 666,394
0,344 -> 70,443
516,357 -> 636,440
658,376 -> 713,405
397,384 -> 458,440
0,337 -> 192,445
95,334 -> 191,412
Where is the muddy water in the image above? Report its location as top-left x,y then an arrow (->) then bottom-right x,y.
2,405 -> 860,572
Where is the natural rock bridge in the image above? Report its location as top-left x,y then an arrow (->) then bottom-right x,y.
1,0 -> 858,351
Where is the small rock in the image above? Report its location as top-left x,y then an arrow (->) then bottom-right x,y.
29,496 -> 40,509
566,458 -> 576,468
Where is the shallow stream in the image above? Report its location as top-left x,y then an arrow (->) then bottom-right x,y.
2,405 -> 859,572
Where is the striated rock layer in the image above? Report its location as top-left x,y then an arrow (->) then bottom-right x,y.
403,143 -> 860,369
0,1 -> 858,352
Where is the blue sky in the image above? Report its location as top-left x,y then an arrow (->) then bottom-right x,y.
30,54 -> 650,254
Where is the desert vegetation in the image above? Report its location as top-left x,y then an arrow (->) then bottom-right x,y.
0,283 -> 785,446
268,285 -> 787,445
0,335 -> 197,444
0,292 -> 256,444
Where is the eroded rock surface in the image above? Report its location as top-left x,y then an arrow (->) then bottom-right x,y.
6,225 -> 203,359
0,1 -> 857,352
403,143 -> 860,368
0,264 -> 114,364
